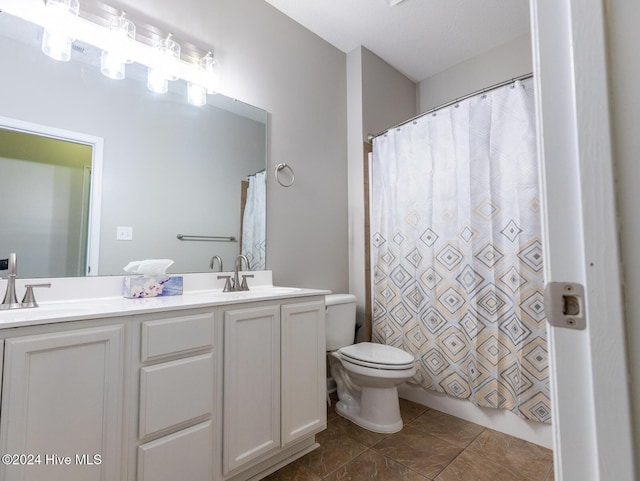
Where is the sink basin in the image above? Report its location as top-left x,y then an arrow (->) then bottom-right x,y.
247,287 -> 303,295
186,286 -> 304,299
216,286 -> 305,301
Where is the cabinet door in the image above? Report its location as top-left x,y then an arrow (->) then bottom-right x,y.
0,325 -> 124,481
223,305 -> 280,475
281,300 -> 327,446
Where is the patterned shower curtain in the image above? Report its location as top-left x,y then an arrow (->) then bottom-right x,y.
371,79 -> 550,423
241,170 -> 266,270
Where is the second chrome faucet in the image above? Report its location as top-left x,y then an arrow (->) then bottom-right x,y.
217,255 -> 254,292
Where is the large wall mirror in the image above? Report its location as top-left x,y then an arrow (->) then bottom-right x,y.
0,10 -> 267,278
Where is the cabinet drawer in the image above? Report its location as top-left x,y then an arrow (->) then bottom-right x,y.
138,421 -> 213,481
139,353 -> 213,438
141,312 -> 214,361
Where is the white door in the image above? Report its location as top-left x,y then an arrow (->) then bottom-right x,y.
223,304 -> 281,475
531,0 -> 635,479
281,300 -> 326,446
0,325 -> 124,481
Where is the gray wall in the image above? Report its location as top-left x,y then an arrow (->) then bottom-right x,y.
417,34 -> 532,113
347,47 -> 366,309
112,0 -> 349,292
347,46 -> 416,322
606,0 -> 640,474
362,48 -> 417,139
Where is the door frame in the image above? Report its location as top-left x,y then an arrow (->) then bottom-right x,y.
530,0 -> 635,479
0,115 -> 104,276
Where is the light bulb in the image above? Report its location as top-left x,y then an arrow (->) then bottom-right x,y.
187,82 -> 206,106
41,0 -> 80,62
100,50 -> 125,80
109,13 -> 135,64
42,30 -> 74,61
100,12 -> 135,79
147,68 -> 168,94
200,52 -> 220,94
157,34 -> 180,82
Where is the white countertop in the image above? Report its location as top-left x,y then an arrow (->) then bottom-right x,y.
0,271 -> 331,329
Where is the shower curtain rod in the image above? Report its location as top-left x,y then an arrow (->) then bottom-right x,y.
367,72 -> 533,142
248,168 -> 266,177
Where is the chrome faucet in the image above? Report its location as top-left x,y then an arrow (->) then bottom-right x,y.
233,255 -> 251,291
1,253 -> 51,310
209,255 -> 223,272
1,253 -> 19,309
217,255 -> 254,292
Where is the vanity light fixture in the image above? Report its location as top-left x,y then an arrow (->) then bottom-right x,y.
100,12 -> 135,80
41,0 -> 80,61
1,0 -> 222,103
147,33 -> 180,94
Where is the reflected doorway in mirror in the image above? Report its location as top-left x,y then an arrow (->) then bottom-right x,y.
0,116 -> 103,278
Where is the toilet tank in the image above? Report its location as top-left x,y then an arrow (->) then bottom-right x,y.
325,294 -> 357,351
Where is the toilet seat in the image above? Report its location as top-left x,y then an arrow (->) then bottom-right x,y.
339,342 -> 415,370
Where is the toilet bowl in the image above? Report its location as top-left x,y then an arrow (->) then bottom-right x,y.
326,294 -> 416,433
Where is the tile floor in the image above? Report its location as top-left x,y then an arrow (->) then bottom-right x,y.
265,395 -> 554,481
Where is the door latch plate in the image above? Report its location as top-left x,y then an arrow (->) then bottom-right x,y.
544,282 -> 586,330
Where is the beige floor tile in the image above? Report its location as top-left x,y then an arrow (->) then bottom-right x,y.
464,429 -> 553,480
372,426 -> 462,479
296,421 -> 368,478
399,398 -> 429,424
325,450 -> 429,481
270,398 -> 554,481
330,415 -> 390,447
409,409 -> 485,448
435,449 -> 525,481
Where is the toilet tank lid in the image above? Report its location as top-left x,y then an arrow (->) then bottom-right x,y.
326,293 -> 357,306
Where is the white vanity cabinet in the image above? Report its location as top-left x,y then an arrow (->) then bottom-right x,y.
220,298 -> 326,479
0,289 -> 327,481
0,324 -> 125,481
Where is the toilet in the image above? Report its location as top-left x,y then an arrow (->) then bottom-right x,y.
326,294 -> 416,433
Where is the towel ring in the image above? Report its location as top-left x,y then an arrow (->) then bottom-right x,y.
275,163 -> 295,187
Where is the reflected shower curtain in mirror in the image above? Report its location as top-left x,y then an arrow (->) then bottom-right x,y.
371,79 -> 550,423
242,170 -> 266,270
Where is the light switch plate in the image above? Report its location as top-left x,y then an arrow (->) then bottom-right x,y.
116,226 -> 133,241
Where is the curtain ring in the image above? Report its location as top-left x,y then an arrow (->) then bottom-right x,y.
275,163 -> 295,187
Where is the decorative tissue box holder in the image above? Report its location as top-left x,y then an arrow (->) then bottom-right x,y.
123,275 -> 183,298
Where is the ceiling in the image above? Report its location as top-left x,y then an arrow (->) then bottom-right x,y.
262,0 -> 531,82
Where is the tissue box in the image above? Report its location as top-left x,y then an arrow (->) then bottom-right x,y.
123,275 -> 183,298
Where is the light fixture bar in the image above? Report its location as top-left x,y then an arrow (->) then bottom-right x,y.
0,0 -> 219,92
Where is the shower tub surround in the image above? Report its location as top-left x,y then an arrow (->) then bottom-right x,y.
371,79 -> 550,425
0,271 -> 328,481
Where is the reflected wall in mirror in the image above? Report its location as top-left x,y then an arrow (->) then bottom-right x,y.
0,11 -> 267,278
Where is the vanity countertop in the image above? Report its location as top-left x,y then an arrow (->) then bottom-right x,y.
0,271 -> 330,329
